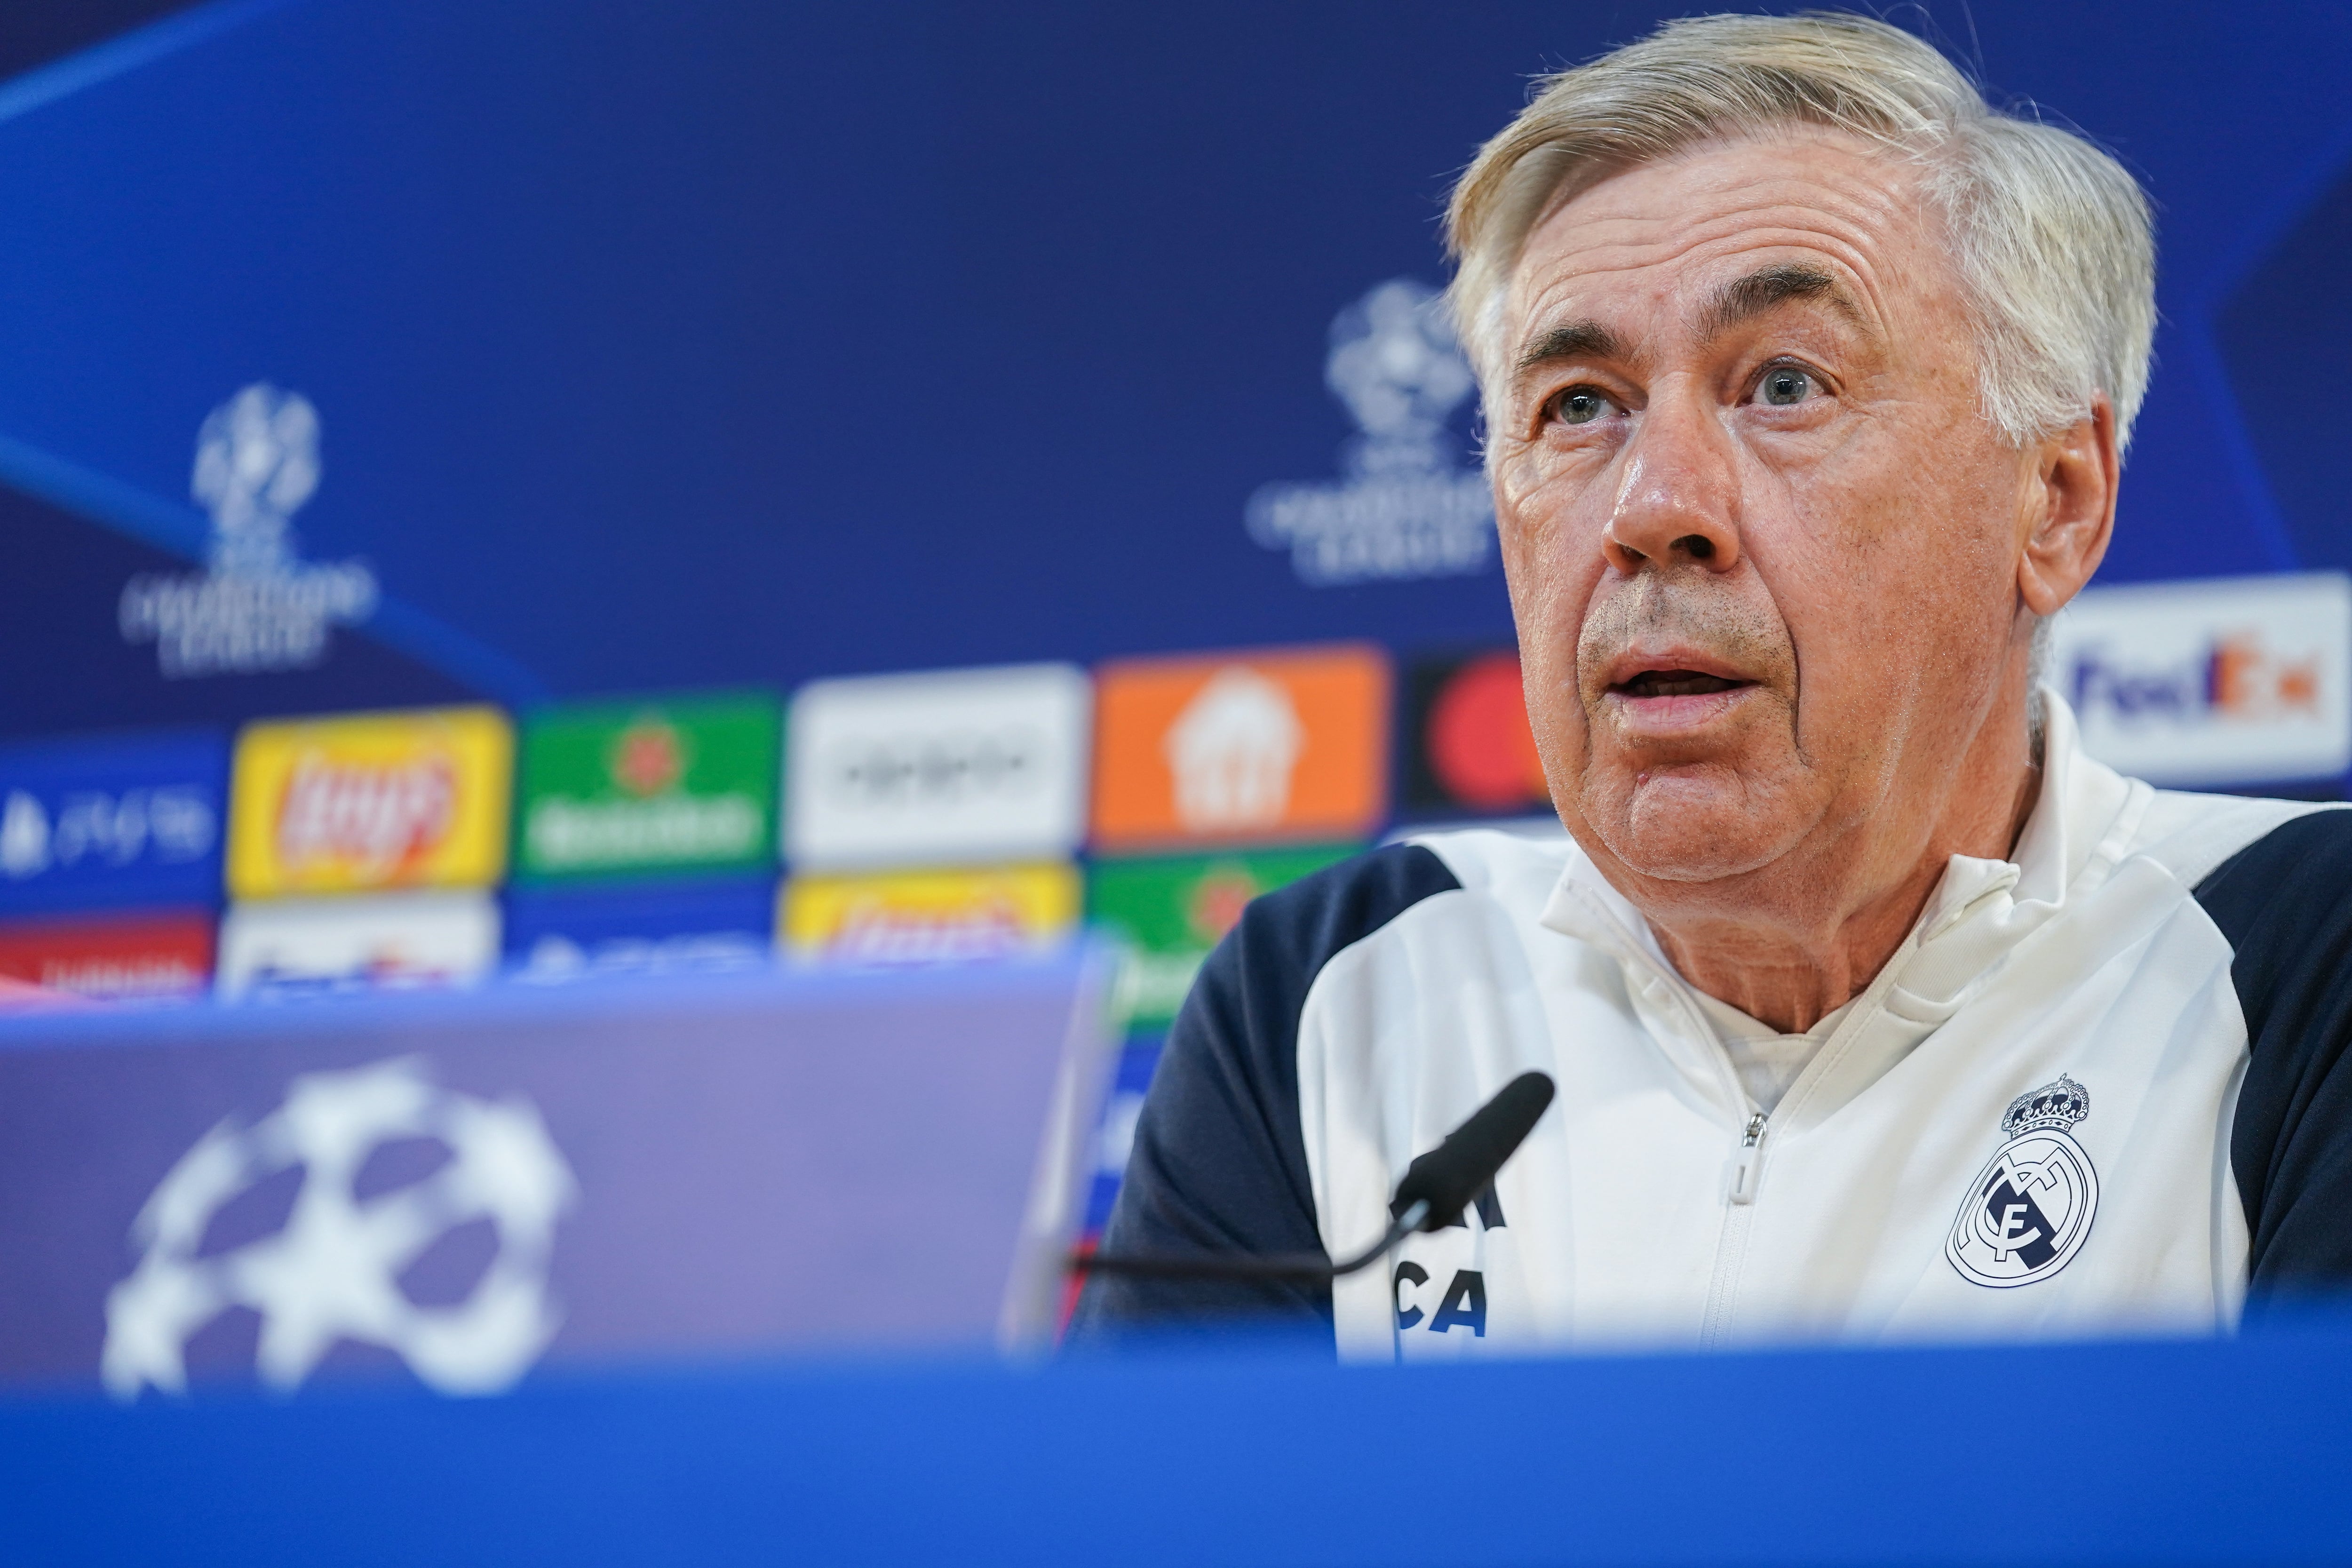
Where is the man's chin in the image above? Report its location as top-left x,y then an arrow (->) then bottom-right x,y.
1581,770 -> 1802,885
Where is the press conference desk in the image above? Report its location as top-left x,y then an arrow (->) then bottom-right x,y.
5,1322 -> 2350,1566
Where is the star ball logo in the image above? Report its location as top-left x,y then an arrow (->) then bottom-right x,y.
119,384 -> 378,678
103,1057 -> 575,1398
1247,279 -> 1494,587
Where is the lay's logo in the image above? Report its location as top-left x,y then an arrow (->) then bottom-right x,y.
276,754 -> 456,877
229,708 -> 512,897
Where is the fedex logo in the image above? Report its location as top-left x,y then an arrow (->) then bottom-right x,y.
2069,633 -> 2321,724
2052,574 -> 2351,788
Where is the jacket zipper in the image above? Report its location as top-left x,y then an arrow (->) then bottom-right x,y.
1603,915 -> 1780,1348
1701,1112 -> 1768,1344
1724,1113 -> 1768,1204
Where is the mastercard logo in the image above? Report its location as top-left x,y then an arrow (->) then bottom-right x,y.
1403,651 -> 1549,815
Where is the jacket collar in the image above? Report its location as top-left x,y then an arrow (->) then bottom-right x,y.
1536,692 -> 2151,1123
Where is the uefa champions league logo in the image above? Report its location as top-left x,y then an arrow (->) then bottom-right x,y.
118,383 -> 378,677
102,1057 -> 575,1399
1247,279 -> 1494,586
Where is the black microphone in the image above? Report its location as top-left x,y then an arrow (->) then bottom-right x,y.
1071,1070 -> 1555,1283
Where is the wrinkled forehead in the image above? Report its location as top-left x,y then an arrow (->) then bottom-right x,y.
1502,130 -> 1952,355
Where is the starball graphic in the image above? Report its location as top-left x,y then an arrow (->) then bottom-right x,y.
118,383 -> 378,678
103,1057 -> 575,1398
1247,279 -> 1494,586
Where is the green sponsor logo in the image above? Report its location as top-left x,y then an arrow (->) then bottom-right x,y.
516,693 -> 779,882
1088,844 -> 1356,1027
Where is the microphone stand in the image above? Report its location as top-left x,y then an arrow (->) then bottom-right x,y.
1070,1201 -> 1431,1283
1065,1069 -> 1555,1286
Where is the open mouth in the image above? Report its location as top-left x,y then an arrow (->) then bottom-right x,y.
1610,669 -> 1755,699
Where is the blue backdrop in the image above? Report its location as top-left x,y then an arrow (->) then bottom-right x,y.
2,0 -> 2349,738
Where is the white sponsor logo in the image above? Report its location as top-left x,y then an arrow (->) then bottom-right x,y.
2052,572 -> 2351,787
0,787 -> 217,880
216,891 -> 500,999
1247,279 -> 1492,586
787,663 -> 1090,869
119,384 -> 377,677
1164,666 -> 1303,832
526,795 -> 763,868
515,930 -> 767,984
103,1056 -> 575,1398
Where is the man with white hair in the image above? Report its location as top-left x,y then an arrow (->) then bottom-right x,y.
1073,12 -> 2352,1356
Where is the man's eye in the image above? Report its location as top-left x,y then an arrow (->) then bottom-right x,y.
1756,366 -> 1816,406
1550,387 -> 1617,426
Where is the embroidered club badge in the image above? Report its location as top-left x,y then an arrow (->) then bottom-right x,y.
1945,1075 -> 2099,1288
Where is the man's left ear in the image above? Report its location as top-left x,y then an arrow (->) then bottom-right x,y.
2017,396 -> 2119,616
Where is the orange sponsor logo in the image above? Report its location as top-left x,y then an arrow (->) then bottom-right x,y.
1091,644 -> 1389,849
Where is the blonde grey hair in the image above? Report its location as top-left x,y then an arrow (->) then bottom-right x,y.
1445,12 -> 2156,453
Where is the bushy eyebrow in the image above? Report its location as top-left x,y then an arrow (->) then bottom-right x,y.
1509,264 -> 1863,389
1696,263 -> 1861,343
1512,319 -> 1627,378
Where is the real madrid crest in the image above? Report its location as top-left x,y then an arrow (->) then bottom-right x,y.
1945,1075 -> 2098,1288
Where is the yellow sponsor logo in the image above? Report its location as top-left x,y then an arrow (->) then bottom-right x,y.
228,707 -> 513,897
781,862 -> 1079,964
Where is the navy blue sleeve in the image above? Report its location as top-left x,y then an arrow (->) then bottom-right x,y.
1064,844 -> 1460,1349
2193,809 -> 2352,1303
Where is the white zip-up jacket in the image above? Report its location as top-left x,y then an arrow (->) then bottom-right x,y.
1071,698 -> 2352,1358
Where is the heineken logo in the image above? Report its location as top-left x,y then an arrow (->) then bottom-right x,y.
515,697 -> 779,883
1185,867 -> 1260,946
610,721 -> 685,798
524,793 -> 763,869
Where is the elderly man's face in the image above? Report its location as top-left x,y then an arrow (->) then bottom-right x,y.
1490,131 -> 2052,902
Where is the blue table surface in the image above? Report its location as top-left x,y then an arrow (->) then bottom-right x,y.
5,1314 -> 2351,1567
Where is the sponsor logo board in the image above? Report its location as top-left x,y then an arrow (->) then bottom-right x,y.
227,706 -> 513,898
1087,845 -> 1356,1027
780,862 -> 1079,965
0,729 -> 227,915
506,876 -> 777,981
1091,645 -> 1389,851
1400,650 -> 1549,818
786,663 -> 1090,870
0,909 -> 215,998
2054,573 -> 2352,787
516,693 -> 779,883
216,891 -> 500,998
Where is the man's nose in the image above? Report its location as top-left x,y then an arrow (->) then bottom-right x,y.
1599,395 -> 1742,574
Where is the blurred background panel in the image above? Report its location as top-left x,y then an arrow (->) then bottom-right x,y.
0,0 -> 2346,738
3,0 -> 2352,1397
